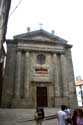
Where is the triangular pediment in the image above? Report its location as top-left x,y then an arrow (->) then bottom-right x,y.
14,29 -> 67,43
29,35 -> 51,41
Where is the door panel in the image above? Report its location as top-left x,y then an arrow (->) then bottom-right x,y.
37,87 -> 48,107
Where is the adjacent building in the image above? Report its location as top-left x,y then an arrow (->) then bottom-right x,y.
75,76 -> 83,107
0,0 -> 11,105
1,29 -> 77,108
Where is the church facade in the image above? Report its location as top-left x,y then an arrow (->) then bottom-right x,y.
1,29 -> 77,108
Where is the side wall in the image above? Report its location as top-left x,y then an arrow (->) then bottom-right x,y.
1,43 -> 16,107
66,48 -> 77,108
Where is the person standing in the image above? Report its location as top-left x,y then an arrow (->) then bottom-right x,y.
57,105 -> 68,125
34,107 -> 45,125
72,109 -> 78,125
76,108 -> 83,125
64,105 -> 72,125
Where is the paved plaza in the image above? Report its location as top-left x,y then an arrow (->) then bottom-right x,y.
0,108 -> 59,125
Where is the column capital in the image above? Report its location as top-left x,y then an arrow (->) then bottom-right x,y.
25,51 -> 30,56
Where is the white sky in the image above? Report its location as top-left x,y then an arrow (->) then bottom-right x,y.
6,0 -> 83,79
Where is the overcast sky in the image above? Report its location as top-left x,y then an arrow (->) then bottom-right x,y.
6,0 -> 83,79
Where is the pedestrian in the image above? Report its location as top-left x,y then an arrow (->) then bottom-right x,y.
64,105 -> 72,125
34,107 -> 45,125
57,105 -> 68,125
76,108 -> 83,125
72,109 -> 78,125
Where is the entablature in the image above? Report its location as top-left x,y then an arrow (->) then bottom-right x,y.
16,43 -> 65,53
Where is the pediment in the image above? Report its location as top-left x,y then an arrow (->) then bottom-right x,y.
29,35 -> 51,41
14,29 -> 67,43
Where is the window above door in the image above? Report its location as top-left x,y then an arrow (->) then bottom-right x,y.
36,54 -> 46,65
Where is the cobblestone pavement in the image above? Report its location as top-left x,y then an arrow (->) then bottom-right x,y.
0,108 -> 59,125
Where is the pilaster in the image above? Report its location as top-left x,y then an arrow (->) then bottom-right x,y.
53,53 -> 60,96
60,54 -> 69,98
15,50 -> 22,97
24,51 -> 30,98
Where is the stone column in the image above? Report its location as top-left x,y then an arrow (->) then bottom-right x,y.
53,53 -> 60,96
15,50 -> 22,97
60,54 -> 68,96
24,51 -> 30,98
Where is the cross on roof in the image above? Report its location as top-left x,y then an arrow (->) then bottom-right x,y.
39,23 -> 43,29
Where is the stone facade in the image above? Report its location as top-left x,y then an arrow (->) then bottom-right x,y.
1,29 -> 77,108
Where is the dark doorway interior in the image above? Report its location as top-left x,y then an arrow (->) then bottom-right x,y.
37,87 -> 48,107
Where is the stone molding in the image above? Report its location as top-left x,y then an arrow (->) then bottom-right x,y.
16,44 -> 65,53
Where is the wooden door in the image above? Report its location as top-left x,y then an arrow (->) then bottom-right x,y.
37,87 -> 48,107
